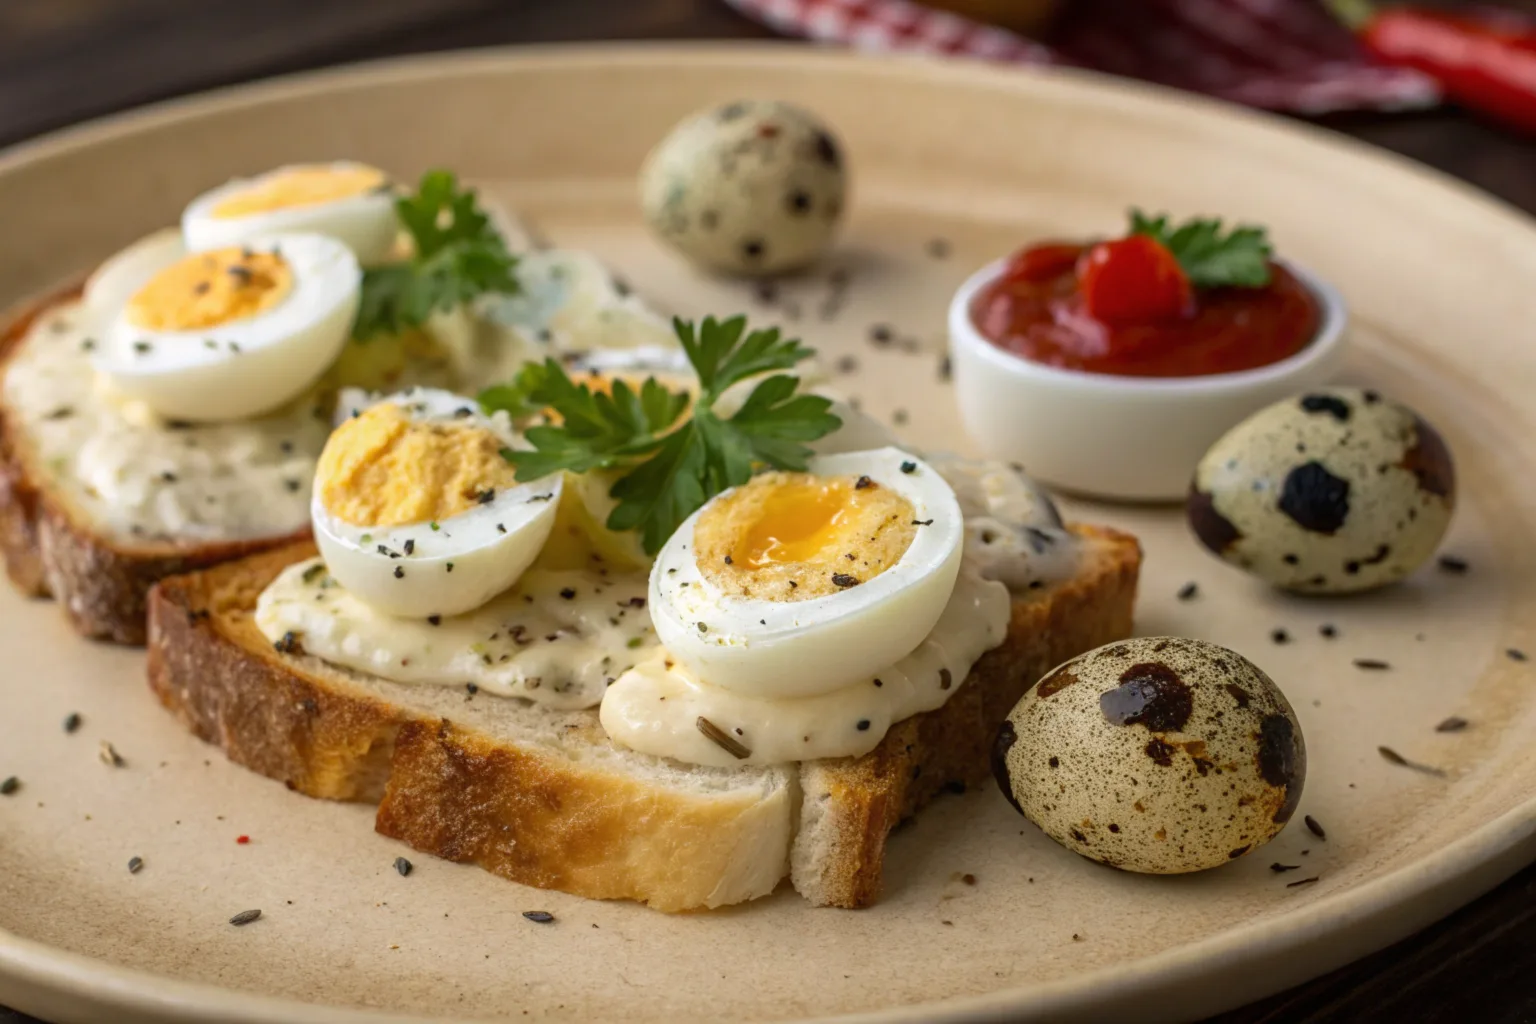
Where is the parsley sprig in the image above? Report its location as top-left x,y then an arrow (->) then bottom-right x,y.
480,315 -> 841,554
353,170 -> 518,339
1130,209 -> 1273,289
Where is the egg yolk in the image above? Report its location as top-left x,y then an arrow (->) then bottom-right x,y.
695,472 -> 917,601
316,403 -> 520,527
125,247 -> 293,332
212,164 -> 387,219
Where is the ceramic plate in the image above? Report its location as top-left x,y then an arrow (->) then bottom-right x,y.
1,43 -> 1534,1024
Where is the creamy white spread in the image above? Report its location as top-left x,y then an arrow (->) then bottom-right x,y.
255,560 -> 652,710
3,247 -> 676,544
599,565 -> 1008,766
2,302 -> 329,542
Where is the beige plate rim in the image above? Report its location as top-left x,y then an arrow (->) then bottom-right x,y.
2,41 -> 1535,1024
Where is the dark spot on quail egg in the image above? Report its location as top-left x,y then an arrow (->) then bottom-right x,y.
996,637 -> 1306,874
1189,387 -> 1454,593
639,100 -> 848,276
1277,461 -> 1351,534
1186,487 -> 1243,553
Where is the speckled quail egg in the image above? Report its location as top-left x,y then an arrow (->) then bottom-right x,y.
639,99 -> 847,276
993,636 -> 1305,874
1188,387 -> 1455,594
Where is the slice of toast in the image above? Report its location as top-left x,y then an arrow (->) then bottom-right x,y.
147,525 -> 1139,910
0,286 -> 311,644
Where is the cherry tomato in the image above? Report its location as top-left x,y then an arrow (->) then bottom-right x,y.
1077,235 -> 1192,323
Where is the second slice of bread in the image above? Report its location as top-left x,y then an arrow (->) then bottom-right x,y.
148,526 -> 1139,910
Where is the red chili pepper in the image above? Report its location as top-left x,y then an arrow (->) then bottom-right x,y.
236,835 -> 250,844
1335,2 -> 1536,133
1077,235 -> 1192,324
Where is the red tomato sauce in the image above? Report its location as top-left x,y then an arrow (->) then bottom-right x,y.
971,243 -> 1321,378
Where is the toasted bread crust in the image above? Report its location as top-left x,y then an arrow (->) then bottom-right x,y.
0,285 -> 310,644
793,525 -> 1141,908
148,528 -> 1139,911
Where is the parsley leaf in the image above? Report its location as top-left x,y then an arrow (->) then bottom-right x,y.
1130,209 -> 1273,289
353,170 -> 519,339
482,316 -> 840,554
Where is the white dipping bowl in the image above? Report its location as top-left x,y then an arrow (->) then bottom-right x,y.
948,256 -> 1348,502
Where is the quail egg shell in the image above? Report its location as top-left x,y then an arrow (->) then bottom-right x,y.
994,636 -> 1306,874
1189,387 -> 1454,594
639,99 -> 847,276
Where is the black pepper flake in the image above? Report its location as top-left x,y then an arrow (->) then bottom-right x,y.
856,719 -> 871,731
279,440 -> 294,454
1508,648 -> 1529,662
1285,876 -> 1320,888
273,631 -> 304,655
939,668 -> 952,690
133,341 -> 152,355
394,566 -> 405,579
835,354 -> 858,374
477,489 -> 495,505
938,354 -> 952,382
900,461 -> 917,474
1271,628 -> 1290,645
873,678 -> 883,687
229,909 -> 262,926
1435,716 -> 1469,733
466,683 -> 479,696
1269,862 -> 1301,873
1437,555 -> 1469,574
127,855 -> 144,874
496,523 -> 507,533
892,408 -> 909,426
523,910 -> 555,924
696,621 -> 708,633
831,573 -> 860,588
911,518 -> 933,526
925,238 -> 952,259
1353,658 -> 1390,671
1304,815 -> 1327,839
1378,745 -> 1447,777
63,712 -> 81,734
1319,624 -> 1338,639
403,539 -> 415,555
723,555 -> 733,565
394,856 -> 413,877
560,588 -> 576,600
854,475 -> 874,490
43,406 -> 74,420
284,478 -> 301,493
527,493 -> 553,503
445,563 -> 454,573
869,324 -> 894,346
427,615 -> 441,626
1176,581 -> 1199,601
0,776 -> 18,796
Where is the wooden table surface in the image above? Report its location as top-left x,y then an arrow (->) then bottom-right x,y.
1,2 -> 1534,1022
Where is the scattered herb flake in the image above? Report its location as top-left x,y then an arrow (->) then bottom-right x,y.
63,712 -> 81,734
1285,876 -> 1320,888
128,856 -> 144,874
1437,555 -> 1469,574
1435,716 -> 1469,733
1176,581 -> 1198,601
1353,658 -> 1391,671
229,909 -> 262,926
394,856 -> 413,877
1304,815 -> 1327,839
98,741 -> 125,768
697,716 -> 751,759
1378,746 -> 1447,777
0,776 -> 17,795
523,910 -> 555,923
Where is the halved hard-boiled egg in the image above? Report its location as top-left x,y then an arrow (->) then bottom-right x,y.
182,162 -> 398,265
91,233 -> 359,422
649,447 -> 964,699
311,387 -> 562,618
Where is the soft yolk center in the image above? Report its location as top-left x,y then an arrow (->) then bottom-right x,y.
317,403 -> 520,527
125,247 -> 293,332
212,164 -> 386,219
736,480 -> 852,569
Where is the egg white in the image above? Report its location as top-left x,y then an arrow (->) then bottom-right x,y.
311,387 -> 563,619
83,228 -> 187,321
182,162 -> 398,265
92,232 -> 360,423
648,447 -> 965,700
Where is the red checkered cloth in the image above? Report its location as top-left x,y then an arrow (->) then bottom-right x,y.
725,0 -> 1442,113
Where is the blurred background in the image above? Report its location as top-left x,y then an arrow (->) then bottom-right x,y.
1,0 -> 1534,211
